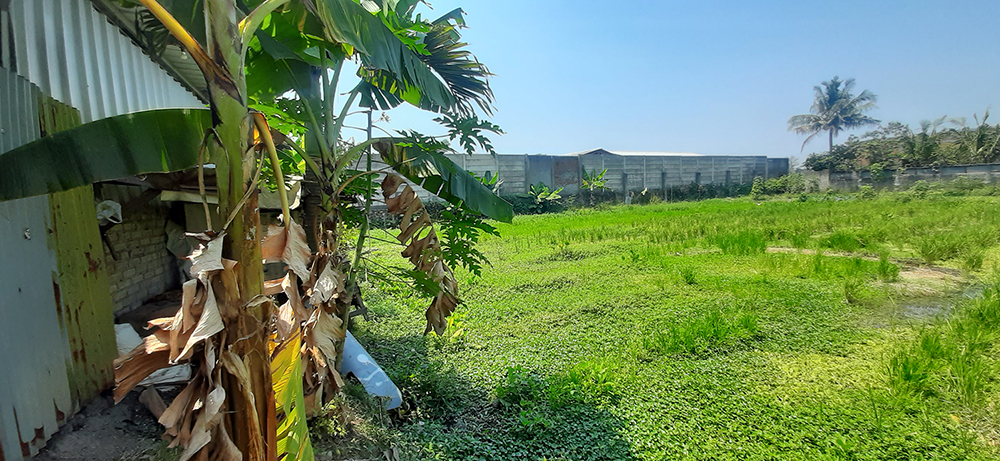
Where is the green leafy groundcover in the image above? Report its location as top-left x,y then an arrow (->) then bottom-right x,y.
316,194 -> 1000,460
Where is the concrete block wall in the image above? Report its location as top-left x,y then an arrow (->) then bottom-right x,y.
817,163 -> 1000,191
96,184 -> 180,315
373,151 -> 789,204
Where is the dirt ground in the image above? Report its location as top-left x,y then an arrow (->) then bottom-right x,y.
33,388 -> 174,460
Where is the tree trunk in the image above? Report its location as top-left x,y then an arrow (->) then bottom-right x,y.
829,130 -> 834,153
204,1 -> 274,459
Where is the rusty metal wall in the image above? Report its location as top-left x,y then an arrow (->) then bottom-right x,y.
2,0 -> 202,122
0,66 -> 119,461
0,67 -> 74,461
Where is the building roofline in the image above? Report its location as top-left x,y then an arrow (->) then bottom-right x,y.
89,0 -> 210,104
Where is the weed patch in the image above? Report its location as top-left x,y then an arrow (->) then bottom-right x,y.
641,307 -> 760,356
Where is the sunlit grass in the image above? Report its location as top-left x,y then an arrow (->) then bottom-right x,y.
317,193 -> 1000,460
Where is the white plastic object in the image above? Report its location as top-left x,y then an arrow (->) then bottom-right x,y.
96,200 -> 123,226
340,331 -> 403,410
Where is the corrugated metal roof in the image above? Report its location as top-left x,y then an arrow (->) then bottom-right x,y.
3,0 -> 203,123
89,0 -> 209,103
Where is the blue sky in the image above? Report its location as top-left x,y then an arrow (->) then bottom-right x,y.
340,0 -> 1000,161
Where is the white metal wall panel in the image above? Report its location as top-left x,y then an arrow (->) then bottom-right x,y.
0,67 -> 76,461
7,0 -> 201,122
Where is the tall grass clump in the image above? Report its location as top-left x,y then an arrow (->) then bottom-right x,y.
960,248 -> 985,272
790,231 -> 811,250
642,308 -> 759,356
886,282 -> 1000,407
823,230 -> 863,253
915,233 -> 963,265
495,361 -> 620,412
876,252 -> 900,282
679,267 -> 697,285
712,230 -> 767,255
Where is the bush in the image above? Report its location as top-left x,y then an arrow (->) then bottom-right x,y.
750,177 -> 765,200
858,185 -> 877,200
909,180 -> 931,199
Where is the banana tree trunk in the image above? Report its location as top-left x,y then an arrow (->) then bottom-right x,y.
204,1 -> 273,459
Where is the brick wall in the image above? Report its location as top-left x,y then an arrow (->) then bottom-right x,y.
96,184 -> 181,315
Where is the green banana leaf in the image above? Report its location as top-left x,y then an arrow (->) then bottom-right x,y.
0,108 -> 213,202
376,139 -> 513,223
312,0 -> 455,110
359,15 -> 493,117
271,333 -> 314,461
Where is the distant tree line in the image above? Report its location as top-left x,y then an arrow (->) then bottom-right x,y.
803,113 -> 1000,172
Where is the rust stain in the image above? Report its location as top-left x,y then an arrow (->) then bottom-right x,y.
54,401 -> 65,425
84,251 -> 100,273
31,427 -> 44,447
11,409 -> 30,457
52,279 -> 62,319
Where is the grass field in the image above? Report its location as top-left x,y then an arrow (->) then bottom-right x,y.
313,193 -> 1000,460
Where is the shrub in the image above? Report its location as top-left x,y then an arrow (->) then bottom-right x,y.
858,185 -> 877,200
750,177 -> 765,200
909,180 -> 931,199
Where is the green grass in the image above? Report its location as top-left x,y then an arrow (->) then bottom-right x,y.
316,194 -> 1000,460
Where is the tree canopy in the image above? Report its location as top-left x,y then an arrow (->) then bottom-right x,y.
788,76 -> 880,153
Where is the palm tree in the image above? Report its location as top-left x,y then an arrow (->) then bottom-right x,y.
788,76 -> 880,153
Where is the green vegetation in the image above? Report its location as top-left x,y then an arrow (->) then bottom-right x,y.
803,112 -> 1000,172
315,193 -> 1000,460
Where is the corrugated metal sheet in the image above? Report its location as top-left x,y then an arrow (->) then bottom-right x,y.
0,66 -> 120,461
4,0 -> 202,122
1,0 -> 205,454
0,67 -> 74,461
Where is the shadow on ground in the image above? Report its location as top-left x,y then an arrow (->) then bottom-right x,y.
311,330 -> 637,461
